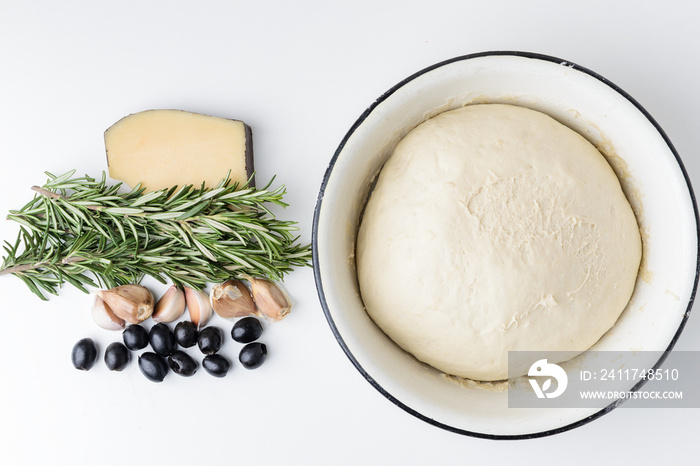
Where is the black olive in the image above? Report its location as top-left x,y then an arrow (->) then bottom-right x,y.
150,323 -> 176,356
168,350 -> 198,377
197,326 -> 223,355
231,317 -> 263,343
122,325 -> 149,351
239,342 -> 267,370
202,354 -> 231,377
104,342 -> 130,371
72,338 -> 98,371
138,352 -> 168,382
174,321 -> 198,348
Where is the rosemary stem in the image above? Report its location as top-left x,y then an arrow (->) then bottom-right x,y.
0,263 -> 37,276
31,185 -> 63,200
32,185 -> 101,212
0,255 -> 86,276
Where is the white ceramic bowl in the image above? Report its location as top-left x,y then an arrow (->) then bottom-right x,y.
312,52 -> 699,438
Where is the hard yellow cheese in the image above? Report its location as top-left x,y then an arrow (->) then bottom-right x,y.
105,109 -> 254,192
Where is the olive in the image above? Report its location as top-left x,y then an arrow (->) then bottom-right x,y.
150,323 -> 176,356
122,325 -> 149,351
231,317 -> 263,343
138,352 -> 168,382
197,326 -> 223,355
71,338 -> 98,371
168,350 -> 198,377
202,354 -> 231,377
104,342 -> 130,371
174,321 -> 198,348
239,342 -> 267,370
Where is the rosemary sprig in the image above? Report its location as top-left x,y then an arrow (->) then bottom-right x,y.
0,170 -> 312,300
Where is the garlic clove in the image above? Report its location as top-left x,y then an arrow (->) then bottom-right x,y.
92,295 -> 126,330
97,284 -> 155,324
185,287 -> 213,329
152,285 -> 186,323
246,276 -> 292,322
210,279 -> 258,319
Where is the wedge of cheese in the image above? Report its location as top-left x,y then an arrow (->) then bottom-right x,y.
105,109 -> 254,192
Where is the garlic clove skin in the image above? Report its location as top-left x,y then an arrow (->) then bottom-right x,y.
92,295 -> 126,330
153,285 -> 186,323
97,284 -> 154,325
211,279 -> 258,319
185,287 -> 213,329
246,277 -> 292,322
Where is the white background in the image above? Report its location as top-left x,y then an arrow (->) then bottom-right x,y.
0,1 -> 698,465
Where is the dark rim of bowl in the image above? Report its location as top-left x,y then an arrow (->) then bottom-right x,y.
311,50 -> 700,440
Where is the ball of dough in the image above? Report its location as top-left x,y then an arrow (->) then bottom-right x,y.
356,104 -> 641,381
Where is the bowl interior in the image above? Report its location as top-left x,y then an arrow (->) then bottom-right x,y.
313,53 -> 698,438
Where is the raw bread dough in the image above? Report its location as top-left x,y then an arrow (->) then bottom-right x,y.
356,104 -> 641,381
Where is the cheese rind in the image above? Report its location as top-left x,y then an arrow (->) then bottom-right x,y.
105,109 -> 254,192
